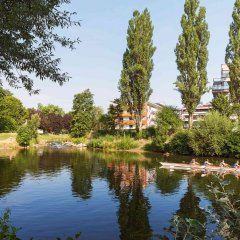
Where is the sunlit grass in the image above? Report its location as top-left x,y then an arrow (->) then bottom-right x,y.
0,133 -> 16,141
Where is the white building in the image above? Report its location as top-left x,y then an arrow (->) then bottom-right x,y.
180,103 -> 212,128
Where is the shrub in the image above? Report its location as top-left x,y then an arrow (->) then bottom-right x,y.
88,135 -> 138,150
16,125 -> 32,147
168,130 -> 193,155
225,130 -> 240,158
115,136 -> 138,150
191,111 -> 233,156
17,115 -> 40,147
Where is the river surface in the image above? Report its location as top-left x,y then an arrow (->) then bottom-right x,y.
0,149 -> 239,239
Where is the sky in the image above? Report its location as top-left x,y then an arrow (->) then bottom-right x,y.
4,0 -> 235,112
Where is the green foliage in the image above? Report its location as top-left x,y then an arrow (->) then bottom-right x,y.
38,104 -> 65,116
175,0 -> 210,128
118,9 -> 156,132
168,130 -> 193,155
0,0 -> 80,93
191,111 -> 233,156
226,0 -> 240,116
71,89 -> 95,138
0,87 -> 12,98
0,95 -> 27,132
154,106 -> 182,151
0,209 -> 20,240
226,130 -> 240,158
17,115 -> 40,147
211,93 -> 232,116
88,135 -> 138,150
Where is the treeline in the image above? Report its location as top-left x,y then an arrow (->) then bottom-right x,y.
148,107 -> 240,158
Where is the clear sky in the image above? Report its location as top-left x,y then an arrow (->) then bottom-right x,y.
5,0 -> 235,112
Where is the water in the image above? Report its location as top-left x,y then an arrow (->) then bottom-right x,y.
0,149 -> 239,239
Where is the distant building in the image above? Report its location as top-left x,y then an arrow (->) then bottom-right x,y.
115,102 -> 163,130
212,64 -> 230,98
180,103 -> 212,128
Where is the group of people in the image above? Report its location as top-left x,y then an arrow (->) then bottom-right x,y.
190,158 -> 240,169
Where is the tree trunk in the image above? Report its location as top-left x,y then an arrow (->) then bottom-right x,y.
189,113 -> 193,129
135,113 -> 142,134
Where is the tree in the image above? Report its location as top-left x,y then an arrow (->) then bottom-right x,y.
191,111 -> 233,156
0,87 -> 12,98
118,9 -> 156,133
154,106 -> 182,150
71,89 -> 95,137
0,0 -> 80,93
0,95 -> 27,132
226,0 -> 240,119
211,94 -> 232,117
175,0 -> 210,128
38,104 -> 65,116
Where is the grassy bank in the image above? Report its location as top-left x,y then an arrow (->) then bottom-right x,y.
0,133 -> 147,152
88,135 -> 139,150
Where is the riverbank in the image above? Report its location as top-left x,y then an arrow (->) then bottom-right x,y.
0,133 -> 150,153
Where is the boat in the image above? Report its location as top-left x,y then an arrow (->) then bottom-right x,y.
160,162 -> 239,172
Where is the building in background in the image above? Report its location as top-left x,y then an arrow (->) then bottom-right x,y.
180,103 -> 212,128
115,102 -> 163,130
212,64 -> 230,98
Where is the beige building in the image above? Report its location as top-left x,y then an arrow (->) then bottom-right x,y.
115,102 -> 163,130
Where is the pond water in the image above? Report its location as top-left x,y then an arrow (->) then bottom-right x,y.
0,149 -> 240,239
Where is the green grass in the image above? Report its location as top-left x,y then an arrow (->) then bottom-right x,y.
0,133 -> 17,141
38,134 -> 87,144
88,135 -> 139,150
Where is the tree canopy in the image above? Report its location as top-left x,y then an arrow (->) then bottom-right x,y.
226,0 -> 240,117
71,89 -> 95,137
118,9 -> 156,133
0,0 -> 80,93
175,0 -> 210,128
211,94 -> 232,117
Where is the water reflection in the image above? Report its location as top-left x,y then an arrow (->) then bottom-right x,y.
107,162 -> 153,239
1,149 -> 240,239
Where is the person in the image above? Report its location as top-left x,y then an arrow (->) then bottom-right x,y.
204,159 -> 213,167
233,160 -> 240,169
219,159 -> 230,168
190,158 -> 199,165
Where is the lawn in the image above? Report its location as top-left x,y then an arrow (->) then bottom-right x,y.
0,133 -> 17,141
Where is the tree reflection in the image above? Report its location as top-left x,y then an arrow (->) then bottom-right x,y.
107,162 -> 153,240
155,169 -> 183,195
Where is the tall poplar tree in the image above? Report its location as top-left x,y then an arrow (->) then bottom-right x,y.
118,9 -> 156,133
175,0 -> 210,128
226,0 -> 240,119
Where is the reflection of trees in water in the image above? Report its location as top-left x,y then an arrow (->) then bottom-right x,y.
155,169 -> 183,195
107,162 -> 152,240
176,177 -> 206,238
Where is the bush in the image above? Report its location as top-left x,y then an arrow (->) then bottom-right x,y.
88,135 -> 138,150
168,130 -> 193,155
225,130 -> 240,158
16,125 -> 32,147
191,111 -> 233,156
17,115 -> 40,147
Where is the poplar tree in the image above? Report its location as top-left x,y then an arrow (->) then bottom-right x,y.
175,0 -> 210,128
226,0 -> 240,119
118,9 -> 156,133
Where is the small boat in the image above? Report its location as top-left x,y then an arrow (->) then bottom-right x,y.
160,162 -> 238,172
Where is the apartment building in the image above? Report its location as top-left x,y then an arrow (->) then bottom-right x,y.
180,103 -> 212,128
115,102 -> 163,130
212,64 -> 230,98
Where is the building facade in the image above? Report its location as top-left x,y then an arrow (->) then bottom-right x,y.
115,102 -> 163,130
212,64 -> 230,98
180,103 -> 212,128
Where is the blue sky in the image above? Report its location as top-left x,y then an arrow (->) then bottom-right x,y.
6,0 -> 235,112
